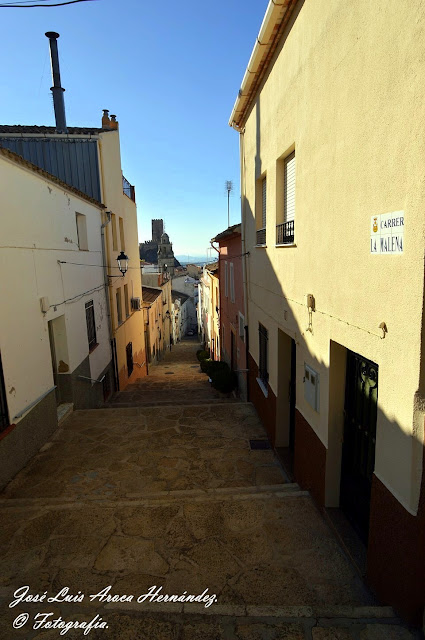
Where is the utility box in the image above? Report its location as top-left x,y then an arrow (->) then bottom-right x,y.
304,363 -> 320,412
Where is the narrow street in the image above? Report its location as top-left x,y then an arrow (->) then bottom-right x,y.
0,341 -> 419,639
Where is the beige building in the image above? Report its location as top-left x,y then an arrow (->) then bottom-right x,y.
229,0 -> 425,626
199,263 -> 220,359
142,268 -> 173,354
0,147 -> 113,487
142,286 -> 166,364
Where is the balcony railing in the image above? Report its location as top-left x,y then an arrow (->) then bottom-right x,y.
276,220 -> 294,245
123,175 -> 136,202
256,228 -> 266,245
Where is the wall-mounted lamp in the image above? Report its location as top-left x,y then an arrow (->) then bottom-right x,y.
117,251 -> 129,276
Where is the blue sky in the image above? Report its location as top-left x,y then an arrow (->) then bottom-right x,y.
1,0 -> 267,258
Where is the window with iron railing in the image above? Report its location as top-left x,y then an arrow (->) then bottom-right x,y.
276,150 -> 295,245
122,175 -> 136,202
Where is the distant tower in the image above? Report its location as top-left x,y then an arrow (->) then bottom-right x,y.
152,219 -> 164,243
157,232 -> 175,276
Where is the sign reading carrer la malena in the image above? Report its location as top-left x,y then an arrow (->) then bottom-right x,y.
370,211 -> 404,254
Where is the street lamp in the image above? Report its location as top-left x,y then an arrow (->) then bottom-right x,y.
117,251 -> 129,276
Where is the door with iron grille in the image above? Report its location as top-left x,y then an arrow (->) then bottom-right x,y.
340,350 -> 378,542
0,354 -> 9,433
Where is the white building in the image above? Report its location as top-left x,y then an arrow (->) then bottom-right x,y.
0,147 -> 113,487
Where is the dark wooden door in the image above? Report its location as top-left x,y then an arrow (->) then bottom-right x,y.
289,339 -> 296,451
340,350 -> 378,542
0,354 -> 9,432
230,331 -> 236,371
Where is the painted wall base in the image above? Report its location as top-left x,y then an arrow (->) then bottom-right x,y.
0,389 -> 57,489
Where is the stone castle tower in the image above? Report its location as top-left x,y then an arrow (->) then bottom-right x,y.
157,232 -> 175,276
151,219 -> 164,244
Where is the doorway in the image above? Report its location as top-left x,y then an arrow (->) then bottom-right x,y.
0,353 -> 9,432
48,316 -> 69,406
276,330 -> 296,476
340,350 -> 378,543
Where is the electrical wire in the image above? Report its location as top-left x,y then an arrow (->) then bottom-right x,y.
48,283 -> 105,310
0,0 -> 96,7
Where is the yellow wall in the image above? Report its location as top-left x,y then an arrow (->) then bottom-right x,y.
98,130 -> 146,388
239,0 -> 425,512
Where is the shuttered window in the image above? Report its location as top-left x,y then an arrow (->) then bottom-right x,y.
85,300 -> 97,350
229,263 -> 235,303
262,177 -> 267,228
284,152 -> 295,223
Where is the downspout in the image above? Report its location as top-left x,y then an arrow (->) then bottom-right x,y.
101,211 -> 119,391
239,126 -> 251,402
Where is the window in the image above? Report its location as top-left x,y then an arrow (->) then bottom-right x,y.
111,213 -> 118,251
224,262 -> 228,298
119,217 -> 125,251
262,176 -> 267,228
276,150 -> 295,245
76,213 -> 88,251
85,300 -> 97,350
124,284 -> 130,317
259,323 -> 268,386
126,342 -> 133,377
238,312 -> 245,341
256,175 -> 267,245
116,288 -> 122,325
229,263 -> 235,303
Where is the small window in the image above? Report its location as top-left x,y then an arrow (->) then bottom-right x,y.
224,262 -> 228,298
276,150 -> 295,245
76,213 -> 88,251
119,217 -> 125,251
229,263 -> 235,303
85,300 -> 97,350
259,323 -> 268,386
111,213 -> 118,251
116,288 -> 122,325
124,284 -> 130,317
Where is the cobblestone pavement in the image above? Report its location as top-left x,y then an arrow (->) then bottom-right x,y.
0,340 -> 421,639
109,337 -> 238,407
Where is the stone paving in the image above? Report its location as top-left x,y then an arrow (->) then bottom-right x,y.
0,340 -> 421,639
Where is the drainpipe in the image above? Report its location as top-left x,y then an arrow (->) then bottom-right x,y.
101,211 -> 119,391
240,128 -> 250,402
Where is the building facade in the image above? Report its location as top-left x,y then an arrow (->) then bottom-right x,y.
212,224 -> 247,400
229,0 -> 425,625
0,147 -> 113,487
0,113 -> 147,392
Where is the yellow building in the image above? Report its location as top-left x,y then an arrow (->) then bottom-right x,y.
229,0 -> 425,625
99,113 -> 146,389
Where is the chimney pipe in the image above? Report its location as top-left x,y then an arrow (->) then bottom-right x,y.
45,31 -> 67,133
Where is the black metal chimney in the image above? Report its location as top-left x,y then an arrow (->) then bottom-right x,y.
45,31 -> 67,133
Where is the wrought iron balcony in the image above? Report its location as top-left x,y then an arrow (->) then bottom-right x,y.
123,175 -> 136,202
256,227 -> 266,245
276,220 -> 294,245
